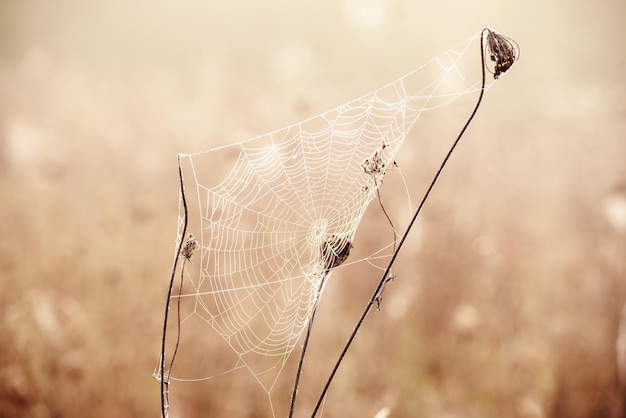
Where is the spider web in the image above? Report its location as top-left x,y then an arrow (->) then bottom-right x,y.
157,30 -> 502,417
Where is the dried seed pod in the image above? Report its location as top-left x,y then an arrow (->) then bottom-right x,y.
181,234 -> 200,260
321,235 -> 353,273
485,29 -> 520,79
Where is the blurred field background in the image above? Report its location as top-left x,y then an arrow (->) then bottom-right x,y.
1,1 -> 625,417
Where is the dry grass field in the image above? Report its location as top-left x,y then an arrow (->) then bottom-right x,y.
1,1 -> 625,417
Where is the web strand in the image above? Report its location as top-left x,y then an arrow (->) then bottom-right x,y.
309,27 -> 514,417
156,29 -> 515,418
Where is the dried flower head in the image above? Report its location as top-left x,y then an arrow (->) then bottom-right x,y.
362,151 -> 385,177
321,235 -> 353,273
181,234 -> 200,260
485,29 -> 519,79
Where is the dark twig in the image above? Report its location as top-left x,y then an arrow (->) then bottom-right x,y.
377,189 -> 398,246
310,28 -> 514,417
165,261 -> 185,389
290,235 -> 353,416
374,188 -> 398,310
288,275 -> 328,417
159,156 -> 190,418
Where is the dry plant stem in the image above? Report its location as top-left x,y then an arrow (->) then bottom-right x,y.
166,260 -> 186,389
375,189 -> 397,309
290,192 -> 395,417
160,156 -> 190,418
288,275 -> 328,417
377,189 -> 398,245
309,29 -> 491,417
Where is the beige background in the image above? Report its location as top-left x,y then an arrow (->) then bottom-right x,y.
0,1 -> 624,417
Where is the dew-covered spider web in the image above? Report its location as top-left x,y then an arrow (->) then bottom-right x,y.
156,30 -> 509,417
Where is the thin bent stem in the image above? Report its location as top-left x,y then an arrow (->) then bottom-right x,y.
166,259 -> 187,389
289,274 -> 328,417
310,29 -> 490,417
160,156 -> 189,418
377,188 -> 398,248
